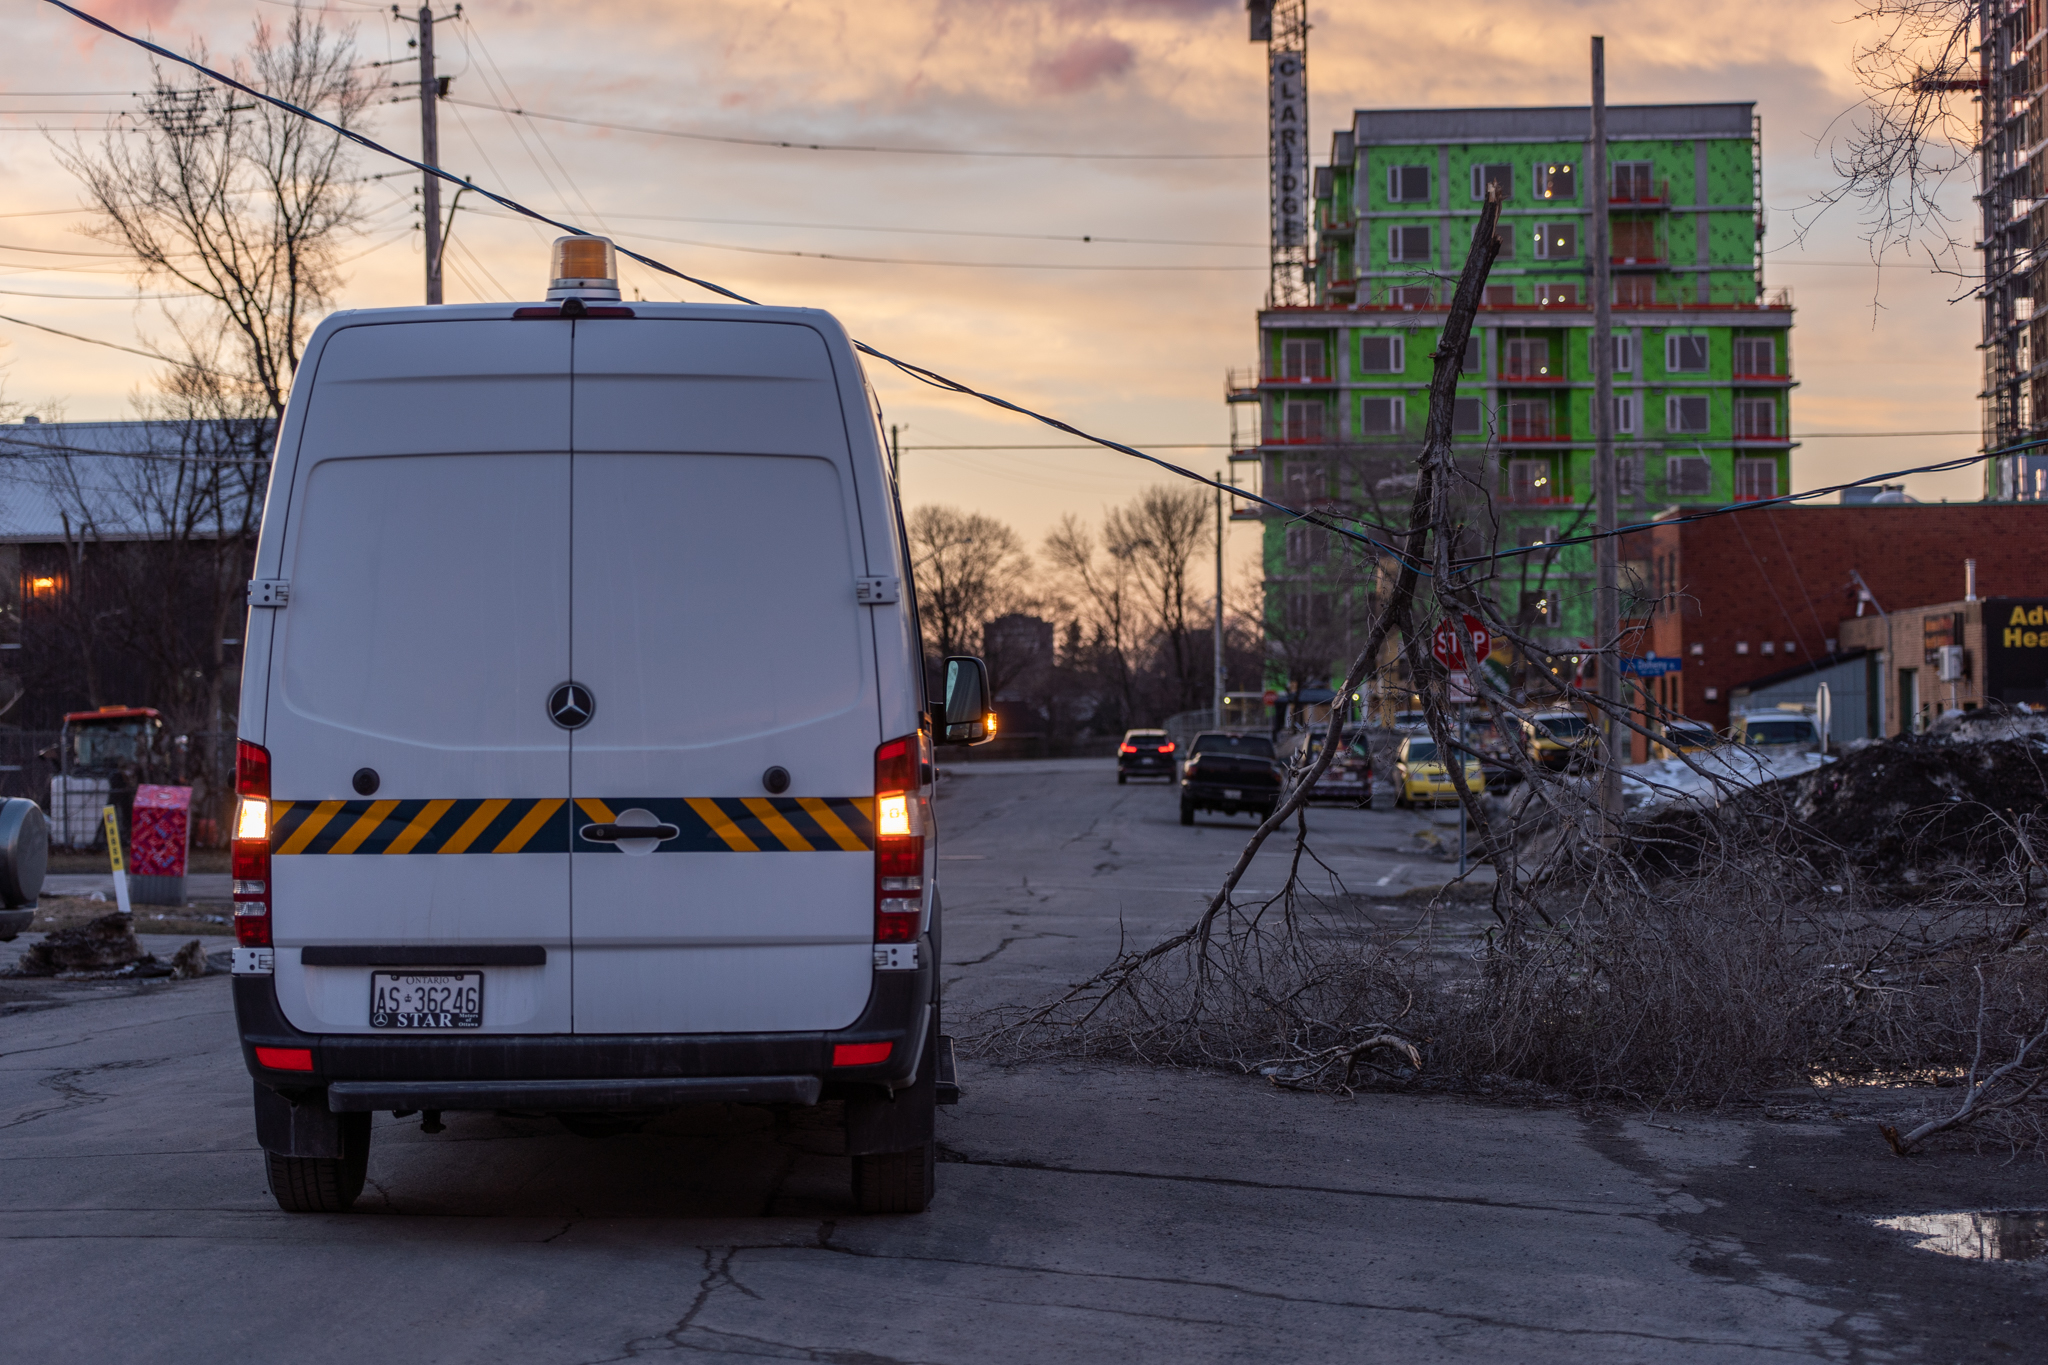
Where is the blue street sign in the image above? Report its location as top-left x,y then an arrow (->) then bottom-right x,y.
1620,655 -> 1683,678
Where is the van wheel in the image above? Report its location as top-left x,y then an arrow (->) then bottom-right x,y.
1117,772 -> 1127,785
1179,802 -> 1194,826
852,1140 -> 936,1214
264,1116 -> 370,1213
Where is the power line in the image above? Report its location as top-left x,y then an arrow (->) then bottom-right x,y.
468,206 -> 1264,250
43,0 -> 2028,581
0,311 -> 221,374
605,231 -> 1268,271
439,97 -> 1263,161
0,286 -> 195,300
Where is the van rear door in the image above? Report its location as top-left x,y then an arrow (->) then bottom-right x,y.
567,319 -> 877,1035
265,321 -> 573,1035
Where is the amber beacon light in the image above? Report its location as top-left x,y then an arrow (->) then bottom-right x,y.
547,235 -> 620,301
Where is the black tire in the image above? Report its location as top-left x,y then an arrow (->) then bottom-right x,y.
264,1114 -> 370,1213
1394,791 -> 1410,810
1179,801 -> 1195,826
1117,772 -> 1127,785
852,1139 -> 936,1214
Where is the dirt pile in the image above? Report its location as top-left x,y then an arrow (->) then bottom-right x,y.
0,912 -> 218,980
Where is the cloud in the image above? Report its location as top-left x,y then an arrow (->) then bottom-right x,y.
1030,34 -> 1136,94
91,0 -> 182,30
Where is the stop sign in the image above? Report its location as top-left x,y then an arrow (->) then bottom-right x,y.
1431,615 -> 1492,669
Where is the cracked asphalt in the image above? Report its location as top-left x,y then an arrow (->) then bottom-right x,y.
2,757 -> 2041,1362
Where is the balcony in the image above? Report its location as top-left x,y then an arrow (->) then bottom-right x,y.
1609,179 -> 1670,207
1610,253 -> 1666,270
1500,366 -> 1566,384
1732,371 -> 1793,384
1504,416 -> 1565,442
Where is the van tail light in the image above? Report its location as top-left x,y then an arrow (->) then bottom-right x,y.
233,739 -> 271,948
874,733 -> 925,946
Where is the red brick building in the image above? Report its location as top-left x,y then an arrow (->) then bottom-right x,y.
1633,504 -> 2048,735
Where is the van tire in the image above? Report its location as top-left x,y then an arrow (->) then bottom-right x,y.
852,1139 -> 936,1214
1179,801 -> 1194,826
264,1120 -> 370,1213
1117,773 -> 1127,785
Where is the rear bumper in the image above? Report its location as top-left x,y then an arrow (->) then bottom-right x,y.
234,937 -> 934,1104
326,1075 -> 822,1111
1180,782 -> 1278,810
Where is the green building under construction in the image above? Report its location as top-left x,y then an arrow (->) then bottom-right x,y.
1229,102 -> 1794,688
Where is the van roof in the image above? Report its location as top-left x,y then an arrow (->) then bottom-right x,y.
310,300 -> 847,331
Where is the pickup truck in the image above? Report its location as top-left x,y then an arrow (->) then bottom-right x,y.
1179,732 -> 1281,825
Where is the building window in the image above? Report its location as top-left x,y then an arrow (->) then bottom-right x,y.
1533,223 -> 1578,259
1611,394 -> 1638,434
1509,458 -> 1553,502
1761,641 -> 1775,655
1471,163 -> 1512,200
1536,162 -> 1576,199
1502,335 -> 1551,379
1519,590 -> 1559,625
1358,397 -> 1405,434
1734,396 -> 1776,438
1461,334 -> 1481,373
1735,458 -> 1778,500
1489,221 -> 1514,260
1589,333 -> 1635,372
1388,165 -> 1431,202
1615,453 -> 1642,495
1483,284 -> 1517,306
1281,338 -> 1325,377
1389,226 -> 1432,261
1358,335 -> 1404,373
1283,460 -> 1326,502
1666,455 -> 1711,496
1667,394 -> 1710,433
1390,285 -> 1432,307
1733,336 -> 1776,376
1615,275 -> 1657,306
1612,161 -> 1657,201
1285,524 -> 1327,566
1666,333 -> 1710,371
1453,397 -> 1482,434
1612,217 -> 1658,262
1283,401 -> 1325,443
1285,592 -> 1334,632
1505,400 -> 1551,441
1537,282 -> 1579,307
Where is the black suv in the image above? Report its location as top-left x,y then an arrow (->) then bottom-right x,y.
1179,732 -> 1280,825
1117,728 -> 1175,783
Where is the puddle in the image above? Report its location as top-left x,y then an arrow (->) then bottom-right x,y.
1874,1210 -> 2048,1262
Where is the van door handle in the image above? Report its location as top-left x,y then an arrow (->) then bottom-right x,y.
580,822 -> 681,843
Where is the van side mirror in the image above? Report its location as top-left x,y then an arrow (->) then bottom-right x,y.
933,655 -> 994,746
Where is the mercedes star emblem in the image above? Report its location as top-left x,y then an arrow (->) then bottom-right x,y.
548,681 -> 595,729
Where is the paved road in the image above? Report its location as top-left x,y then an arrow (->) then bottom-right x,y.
2,759 -> 2038,1362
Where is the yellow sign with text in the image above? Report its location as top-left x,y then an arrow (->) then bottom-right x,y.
2002,603 -> 2048,649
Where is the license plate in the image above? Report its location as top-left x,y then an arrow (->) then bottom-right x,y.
370,971 -> 483,1029
1225,789 -> 1242,799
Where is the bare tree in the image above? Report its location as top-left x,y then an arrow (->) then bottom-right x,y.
1044,513 -> 1140,724
57,5 -> 371,419
906,504 -> 1033,662
1105,486 -> 1211,713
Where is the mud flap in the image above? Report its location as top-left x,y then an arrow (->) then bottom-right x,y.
845,1009 -> 936,1156
253,1082 -> 368,1159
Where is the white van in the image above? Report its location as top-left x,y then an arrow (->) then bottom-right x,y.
231,238 -> 992,1215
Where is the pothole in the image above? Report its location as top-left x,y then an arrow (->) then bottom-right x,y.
1874,1211 -> 2048,1262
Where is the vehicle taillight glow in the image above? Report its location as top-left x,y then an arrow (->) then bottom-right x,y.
253,1046 -> 312,1072
233,738 -> 272,948
1118,743 -> 1137,754
832,1041 -> 893,1067
1158,742 -> 1175,754
874,733 -> 926,947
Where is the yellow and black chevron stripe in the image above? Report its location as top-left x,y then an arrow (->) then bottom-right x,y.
270,796 -> 874,855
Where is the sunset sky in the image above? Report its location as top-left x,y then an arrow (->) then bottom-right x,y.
1,0 -> 1984,576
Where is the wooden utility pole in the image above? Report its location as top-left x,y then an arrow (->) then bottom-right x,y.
1591,36 -> 1622,818
1214,471 -> 1226,729
418,6 -> 442,305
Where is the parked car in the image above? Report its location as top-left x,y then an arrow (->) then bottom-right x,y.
1116,728 -> 1175,783
1179,732 -> 1280,825
229,236 -> 988,1217
1731,709 -> 1820,752
1391,709 -> 1431,734
1515,709 -> 1594,771
1393,736 -> 1485,809
1299,727 -> 1374,806
1654,719 -> 1723,758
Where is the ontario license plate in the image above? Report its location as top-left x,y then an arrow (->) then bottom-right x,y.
1225,789 -> 1242,799
369,971 -> 483,1029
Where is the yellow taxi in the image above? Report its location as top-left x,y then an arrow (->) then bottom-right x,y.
1393,735 -> 1485,808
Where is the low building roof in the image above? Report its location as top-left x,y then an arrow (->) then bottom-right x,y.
0,418 -> 264,543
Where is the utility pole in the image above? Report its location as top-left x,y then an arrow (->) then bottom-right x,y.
1214,471 -> 1226,729
1591,36 -> 1622,820
417,5 -> 442,305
